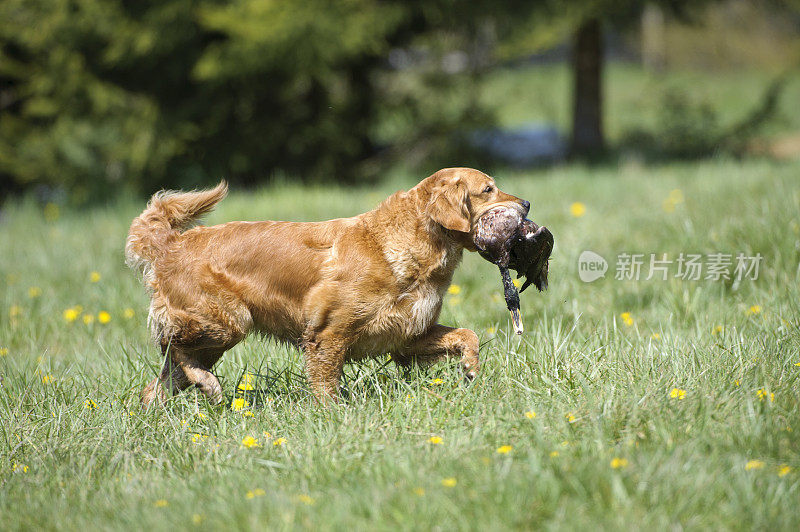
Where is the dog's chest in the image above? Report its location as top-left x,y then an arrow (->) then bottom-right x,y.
352,281 -> 442,358
378,242 -> 461,338
397,282 -> 443,337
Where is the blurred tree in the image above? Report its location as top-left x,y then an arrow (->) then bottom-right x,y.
0,0 -> 507,200
566,1 -> 708,158
2,0 -> 793,200
500,0 -> 714,159
570,16 -> 605,157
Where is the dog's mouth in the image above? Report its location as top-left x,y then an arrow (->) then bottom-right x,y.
475,202 -> 528,223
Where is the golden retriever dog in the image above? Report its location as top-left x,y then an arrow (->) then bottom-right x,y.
126,168 -> 530,405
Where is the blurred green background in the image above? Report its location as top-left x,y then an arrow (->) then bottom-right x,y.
1,0 -> 799,203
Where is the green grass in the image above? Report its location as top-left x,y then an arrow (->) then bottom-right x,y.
2,158 -> 799,530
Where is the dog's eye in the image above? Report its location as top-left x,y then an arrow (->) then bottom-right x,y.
483,186 -> 494,194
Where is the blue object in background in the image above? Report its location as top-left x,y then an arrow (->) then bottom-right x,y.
470,123 -> 566,167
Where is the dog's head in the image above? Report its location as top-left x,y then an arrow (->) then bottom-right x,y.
422,168 -> 529,249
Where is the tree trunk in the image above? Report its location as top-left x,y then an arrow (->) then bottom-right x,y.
641,3 -> 666,72
570,17 -> 605,158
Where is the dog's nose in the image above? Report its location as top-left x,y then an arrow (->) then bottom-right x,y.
520,199 -> 530,214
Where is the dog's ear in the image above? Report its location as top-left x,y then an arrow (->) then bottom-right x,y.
427,177 -> 471,233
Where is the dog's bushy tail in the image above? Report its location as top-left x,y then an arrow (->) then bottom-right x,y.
125,181 -> 228,275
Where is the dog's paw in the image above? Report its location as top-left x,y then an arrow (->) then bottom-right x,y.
461,359 -> 479,382
204,384 -> 224,405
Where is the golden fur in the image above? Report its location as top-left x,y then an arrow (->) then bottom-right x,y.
126,168 -> 529,405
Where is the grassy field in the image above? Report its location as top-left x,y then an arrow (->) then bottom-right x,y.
1,157 -> 799,529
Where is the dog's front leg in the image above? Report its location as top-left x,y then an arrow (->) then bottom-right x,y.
302,330 -> 348,402
397,324 -> 480,380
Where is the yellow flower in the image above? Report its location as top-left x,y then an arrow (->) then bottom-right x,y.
98,311 -> 111,324
620,312 -> 633,326
650,333 -> 660,340
525,411 -> 536,419
263,431 -> 272,440
441,477 -> 457,487
43,202 -> 59,222
41,374 -> 53,384
610,457 -> 629,469
745,459 -> 765,471
242,410 -> 254,418
12,463 -> 29,473
192,514 -> 204,525
486,327 -> 496,335
668,189 -> 684,204
28,286 -> 42,298
154,499 -> 168,508
569,202 -> 586,217
241,436 -> 260,448
669,388 -> 686,400
778,465 -> 792,477
0,347 -> 8,357
63,307 -> 81,322
196,412 -> 206,420
430,378 -> 444,385
734,379 -> 740,387
123,308 -> 135,319
447,284 -> 461,295
238,373 -> 255,391
231,398 -> 249,411
565,413 -> 576,423
246,488 -> 266,499
90,271 -> 101,283
273,437 -> 287,447
756,389 -> 774,402
747,305 -> 762,316
297,494 -> 315,505
428,436 -> 443,445
712,325 -> 723,335
83,314 -> 94,325
413,487 -> 425,496
550,451 -> 559,458
84,399 -> 97,410
496,445 -> 512,454
662,198 -> 676,213
10,304 -> 22,317
191,434 -> 208,444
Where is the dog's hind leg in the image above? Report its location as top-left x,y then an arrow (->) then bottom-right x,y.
396,324 -> 480,380
170,347 -> 225,405
140,348 -> 191,407
141,376 -> 168,406
140,344 -> 225,406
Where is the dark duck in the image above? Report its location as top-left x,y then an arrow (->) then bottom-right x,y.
473,207 -> 553,334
